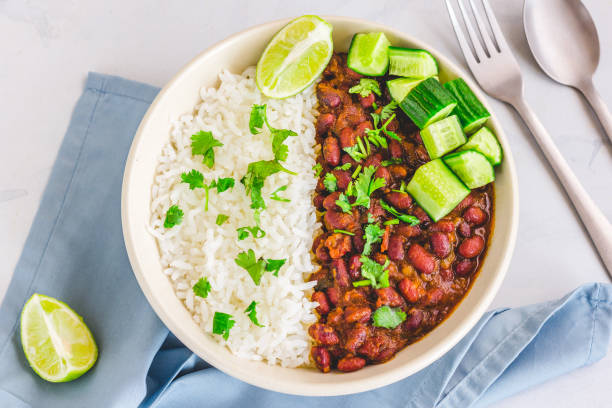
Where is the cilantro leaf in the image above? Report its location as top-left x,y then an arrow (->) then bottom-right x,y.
181,169 -> 205,189
216,214 -> 229,225
343,145 -> 367,162
381,159 -> 402,166
335,193 -> 352,213
249,104 -> 267,134
235,249 -> 267,285
265,258 -> 286,277
333,229 -> 355,236
215,177 -> 235,193
164,205 -> 183,228
191,131 -> 223,168
380,199 -> 420,226
359,256 -> 390,289
367,212 -> 375,224
237,226 -> 266,240
212,311 -> 235,340
241,160 -> 296,212
313,163 -> 323,177
384,219 -> 400,225
351,166 -> 386,209
193,277 -> 211,298
271,128 -> 297,162
363,223 -> 385,255
349,78 -> 382,98
323,172 -> 337,192
335,163 -> 352,171
380,101 -> 398,121
270,185 -> 290,202
244,301 -> 264,327
372,306 -> 406,329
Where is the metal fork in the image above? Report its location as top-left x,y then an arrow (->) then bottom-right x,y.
445,0 -> 612,276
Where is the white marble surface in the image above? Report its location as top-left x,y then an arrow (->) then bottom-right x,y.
1,0 -> 611,406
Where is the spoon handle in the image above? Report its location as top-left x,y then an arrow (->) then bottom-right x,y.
578,79 -> 612,144
511,97 -> 612,277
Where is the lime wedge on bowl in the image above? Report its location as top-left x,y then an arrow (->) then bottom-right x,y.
256,15 -> 333,98
20,294 -> 97,382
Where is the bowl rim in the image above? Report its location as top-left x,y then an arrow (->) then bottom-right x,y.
121,15 -> 519,396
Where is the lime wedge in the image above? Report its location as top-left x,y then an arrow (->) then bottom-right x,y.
20,294 -> 98,382
256,15 -> 333,98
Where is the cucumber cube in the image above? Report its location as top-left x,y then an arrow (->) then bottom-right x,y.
347,33 -> 391,76
444,78 -> 491,134
420,115 -> 466,159
459,126 -> 503,166
399,78 -> 457,129
407,159 -> 470,222
444,150 -> 495,189
387,77 -> 437,103
388,47 -> 439,78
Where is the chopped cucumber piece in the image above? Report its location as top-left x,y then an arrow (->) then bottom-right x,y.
407,159 -> 470,222
421,115 -> 466,159
444,78 -> 491,134
347,33 -> 391,76
444,150 -> 495,189
459,127 -> 503,166
399,78 -> 457,129
387,77 -> 437,103
388,47 -> 439,78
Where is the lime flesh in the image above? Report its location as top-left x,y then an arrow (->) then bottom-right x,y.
20,294 -> 98,382
256,15 -> 333,98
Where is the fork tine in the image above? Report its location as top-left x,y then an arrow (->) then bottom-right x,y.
481,0 -> 510,51
456,0 -> 487,61
468,0 -> 498,54
444,0 -> 480,65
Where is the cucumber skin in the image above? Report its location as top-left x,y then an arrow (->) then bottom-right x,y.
387,47 -> 439,78
347,33 -> 391,76
444,150 -> 495,189
459,126 -> 503,166
399,78 -> 458,129
421,115 -> 467,159
444,78 -> 490,134
407,159 -> 470,222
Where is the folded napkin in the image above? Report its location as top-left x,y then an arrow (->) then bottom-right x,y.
0,73 -> 610,408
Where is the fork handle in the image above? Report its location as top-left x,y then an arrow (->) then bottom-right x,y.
577,79 -> 612,144
512,97 -> 612,276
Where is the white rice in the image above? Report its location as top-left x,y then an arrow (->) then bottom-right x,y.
149,67 -> 320,367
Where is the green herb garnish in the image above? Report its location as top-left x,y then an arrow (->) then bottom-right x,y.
212,311 -> 235,340
381,158 -> 402,166
363,223 -> 385,255
351,166 -> 386,209
180,171 -> 234,211
335,162 -> 352,171
249,104 -> 268,134
349,78 -> 381,98
244,301 -> 264,327
372,306 -> 406,329
379,199 -> 420,226
367,212 -> 376,224
241,160 -> 295,213
215,177 -> 235,192
234,250 -> 285,284
359,256 -> 390,289
181,169 -> 205,189
323,172 -> 337,192
352,280 -> 372,287
164,205 -> 183,228
237,226 -> 266,240
265,258 -> 286,277
270,185 -> 290,202
335,193 -> 352,214
191,131 -> 224,168
312,163 -> 323,177
367,101 -> 401,147
248,104 -> 297,161
192,277 -> 211,298
351,165 -> 362,179
384,219 -> 400,225
333,229 -> 355,236
216,214 -> 229,225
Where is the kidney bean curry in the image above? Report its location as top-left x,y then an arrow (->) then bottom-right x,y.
308,53 -> 494,373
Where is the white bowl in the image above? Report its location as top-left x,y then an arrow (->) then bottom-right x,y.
121,16 -> 519,396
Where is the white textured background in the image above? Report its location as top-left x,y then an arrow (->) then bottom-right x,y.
1,0 -> 611,406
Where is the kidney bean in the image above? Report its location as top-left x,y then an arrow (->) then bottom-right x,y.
416,145 -> 430,162
324,210 -> 354,231
355,121 -> 373,138
359,93 -> 375,108
343,289 -> 367,305
316,113 -> 335,135
313,194 -> 325,211
376,287 -> 404,308
426,288 -> 444,305
412,206 -> 431,224
337,356 -> 366,372
344,306 -> 371,323
398,278 -> 422,303
352,229 -> 365,253
432,219 -> 455,233
316,177 -> 325,192
326,287 -> 340,306
456,193 -> 475,212
348,254 -> 363,280
341,153 -> 357,166
308,323 -> 339,346
408,244 -> 437,274
454,259 -> 476,276
464,206 -> 487,225
365,199 -> 385,220
387,234 -> 406,261
440,268 -> 454,281
357,334 -> 387,360
430,232 -> 451,258
404,309 -> 424,330
375,166 -> 391,186
319,89 -> 341,108
313,235 -> 330,262
364,153 -> 382,168
332,169 -> 351,190
322,191 -> 341,211
332,258 -> 350,287
389,139 -> 403,158
327,307 -> 343,325
338,127 -> 356,148
396,224 -> 421,238
311,346 -> 331,373
385,192 -> 412,210
312,291 -> 330,315
323,136 -> 341,166
335,105 -> 366,133
344,325 -> 368,353
388,164 -> 408,179
458,221 -> 472,237
325,233 -> 352,259
458,236 -> 484,258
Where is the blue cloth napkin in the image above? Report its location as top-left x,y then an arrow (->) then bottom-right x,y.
0,73 -> 610,408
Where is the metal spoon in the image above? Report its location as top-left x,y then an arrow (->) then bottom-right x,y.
523,0 -> 612,142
